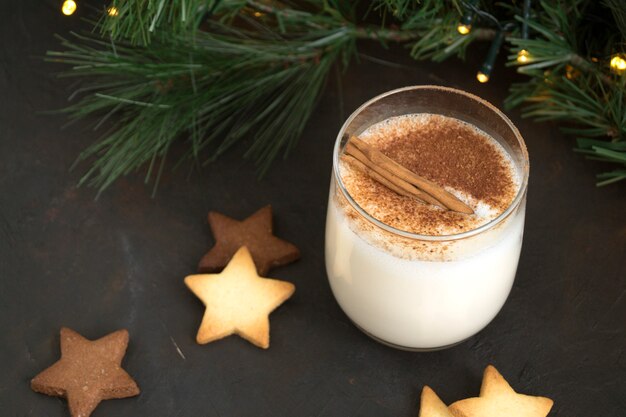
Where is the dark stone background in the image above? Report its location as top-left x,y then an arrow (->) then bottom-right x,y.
1,2 -> 624,416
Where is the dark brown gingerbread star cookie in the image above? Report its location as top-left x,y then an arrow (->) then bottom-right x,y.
31,327 -> 140,417
198,205 -> 300,275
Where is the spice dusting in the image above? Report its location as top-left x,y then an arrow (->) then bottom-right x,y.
340,114 -> 519,235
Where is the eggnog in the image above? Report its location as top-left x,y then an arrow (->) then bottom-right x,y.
325,88 -> 528,351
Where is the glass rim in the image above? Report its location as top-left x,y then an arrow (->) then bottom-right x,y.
332,85 -> 530,242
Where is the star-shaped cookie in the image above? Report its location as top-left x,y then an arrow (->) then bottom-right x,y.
449,365 -> 553,417
198,205 -> 300,275
419,386 -> 455,417
31,327 -> 140,417
186,246 -> 295,348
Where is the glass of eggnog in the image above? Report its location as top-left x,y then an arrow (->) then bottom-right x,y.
325,86 -> 529,351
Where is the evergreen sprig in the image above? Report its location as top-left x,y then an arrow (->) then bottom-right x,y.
402,1 -> 475,62
49,0 -> 626,191
505,0 -> 625,186
50,19 -> 354,194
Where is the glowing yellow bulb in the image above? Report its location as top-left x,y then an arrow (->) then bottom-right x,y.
62,0 -> 77,15
610,54 -> 626,73
108,6 -> 119,16
253,11 -> 263,17
476,71 -> 489,83
516,49 -> 530,63
457,24 -> 471,35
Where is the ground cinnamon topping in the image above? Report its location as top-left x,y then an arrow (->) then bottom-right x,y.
339,114 -> 519,236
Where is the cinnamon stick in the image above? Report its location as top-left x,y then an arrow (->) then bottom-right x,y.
344,143 -> 442,207
349,136 -> 474,214
341,155 -> 427,204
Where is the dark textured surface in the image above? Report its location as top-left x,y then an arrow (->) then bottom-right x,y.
1,3 -> 625,417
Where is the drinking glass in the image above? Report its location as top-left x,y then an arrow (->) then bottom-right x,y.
324,86 -> 529,351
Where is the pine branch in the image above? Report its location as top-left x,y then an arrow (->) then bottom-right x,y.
507,17 -> 613,86
504,0 -> 625,184
49,0 -> 626,190
50,18 -> 354,194
507,71 -> 625,184
398,0 -> 498,62
576,139 -> 626,185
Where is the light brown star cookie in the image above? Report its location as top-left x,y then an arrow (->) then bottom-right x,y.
31,327 -> 140,417
449,365 -> 553,417
418,386 -> 455,417
198,205 -> 300,276
186,246 -> 295,349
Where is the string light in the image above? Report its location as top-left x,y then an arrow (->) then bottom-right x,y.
456,0 -> 477,35
610,54 -> 626,74
516,49 -> 530,63
61,0 -> 77,15
518,1 -> 531,65
457,23 -> 471,35
476,72 -> 489,83
253,11 -> 263,17
475,30 -> 505,84
108,6 -> 119,16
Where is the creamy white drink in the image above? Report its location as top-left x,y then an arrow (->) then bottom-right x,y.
325,107 -> 528,350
